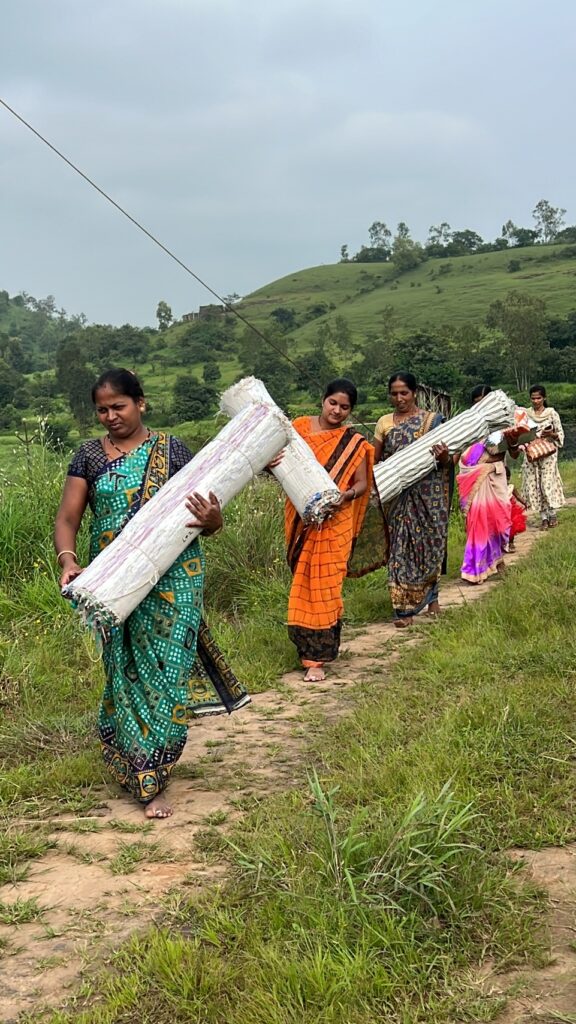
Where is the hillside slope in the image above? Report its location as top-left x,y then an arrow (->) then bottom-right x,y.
239,243 -> 576,344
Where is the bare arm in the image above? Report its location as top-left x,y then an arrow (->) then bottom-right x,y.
54,476 -> 89,587
373,438 -> 383,463
341,454 -> 369,503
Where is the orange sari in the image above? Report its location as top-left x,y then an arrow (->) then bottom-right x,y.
286,417 -> 374,665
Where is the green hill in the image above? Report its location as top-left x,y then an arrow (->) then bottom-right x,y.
1,241 -> 576,444
238,243 -> 576,345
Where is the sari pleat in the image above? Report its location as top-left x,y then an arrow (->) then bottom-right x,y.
377,412 -> 451,618
286,419 -> 373,664
90,433 -> 247,803
457,442 -> 511,583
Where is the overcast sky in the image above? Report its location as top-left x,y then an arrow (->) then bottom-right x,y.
1,0 -> 574,327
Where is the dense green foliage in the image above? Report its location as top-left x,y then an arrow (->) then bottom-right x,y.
2,226 -> 576,440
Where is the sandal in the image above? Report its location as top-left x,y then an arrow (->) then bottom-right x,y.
393,617 -> 413,628
548,517 -> 558,528
539,521 -> 549,531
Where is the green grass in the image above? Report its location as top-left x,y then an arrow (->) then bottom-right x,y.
40,510 -> 576,1024
240,243 -> 576,345
108,840 -> 177,875
0,897 -> 46,926
0,826 -> 56,885
2,436 -> 575,1020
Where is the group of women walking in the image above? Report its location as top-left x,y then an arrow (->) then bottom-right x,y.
54,369 -> 565,817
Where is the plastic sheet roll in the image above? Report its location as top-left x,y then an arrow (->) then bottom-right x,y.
374,389 -> 515,504
65,403 -> 291,631
220,377 -> 341,523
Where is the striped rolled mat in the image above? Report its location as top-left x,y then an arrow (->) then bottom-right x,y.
220,376 -> 341,524
374,389 -> 515,504
64,402 -> 291,634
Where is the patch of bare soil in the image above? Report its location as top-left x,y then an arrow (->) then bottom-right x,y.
482,844 -> 576,1023
0,515 -> 572,1021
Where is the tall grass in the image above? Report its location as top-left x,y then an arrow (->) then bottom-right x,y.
43,511 -> 576,1024
2,439 -> 576,1020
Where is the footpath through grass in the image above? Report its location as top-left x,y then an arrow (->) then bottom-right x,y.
42,512 -> 576,1024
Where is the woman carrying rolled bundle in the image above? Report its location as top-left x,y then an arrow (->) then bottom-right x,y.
457,385 -> 511,584
284,379 -> 373,682
374,372 -> 452,626
54,369 -> 247,819
521,384 -> 565,529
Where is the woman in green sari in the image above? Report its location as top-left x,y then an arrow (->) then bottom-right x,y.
55,369 -> 248,819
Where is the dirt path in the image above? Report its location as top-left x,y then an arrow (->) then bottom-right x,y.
0,514 -> 574,1022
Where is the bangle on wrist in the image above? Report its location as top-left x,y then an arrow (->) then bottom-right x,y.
57,550 -> 78,565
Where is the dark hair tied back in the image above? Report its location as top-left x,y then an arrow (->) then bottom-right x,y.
323,377 -> 358,409
388,371 -> 417,393
470,384 -> 492,403
92,368 -> 145,404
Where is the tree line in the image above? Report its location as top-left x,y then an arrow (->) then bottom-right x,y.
340,199 -> 572,268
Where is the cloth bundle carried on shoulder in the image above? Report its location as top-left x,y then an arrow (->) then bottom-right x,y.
484,406 -> 537,455
374,389 -> 515,504
220,377 -> 341,524
64,403 -> 291,632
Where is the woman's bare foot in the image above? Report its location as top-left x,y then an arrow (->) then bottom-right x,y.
304,666 -> 326,682
427,600 -> 441,617
144,795 -> 173,819
394,617 -> 413,628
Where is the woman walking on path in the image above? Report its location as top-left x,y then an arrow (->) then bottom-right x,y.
457,385 -> 511,584
521,384 -> 565,529
285,378 -> 374,682
374,372 -> 451,627
54,368 -> 248,819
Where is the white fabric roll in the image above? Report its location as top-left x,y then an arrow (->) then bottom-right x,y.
374,389 -> 515,504
220,377 -> 341,523
65,403 -> 291,631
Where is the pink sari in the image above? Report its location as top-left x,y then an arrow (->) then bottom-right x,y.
457,443 -> 511,583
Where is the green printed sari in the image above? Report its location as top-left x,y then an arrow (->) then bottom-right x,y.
88,433 -> 248,803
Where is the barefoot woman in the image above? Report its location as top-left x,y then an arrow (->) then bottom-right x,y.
286,379 -> 373,682
54,369 -> 247,818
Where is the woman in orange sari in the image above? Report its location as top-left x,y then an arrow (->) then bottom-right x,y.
285,379 -> 373,682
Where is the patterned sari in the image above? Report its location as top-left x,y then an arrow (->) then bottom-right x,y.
69,433 -> 248,804
286,418 -> 374,665
457,442 -> 511,583
376,412 -> 451,619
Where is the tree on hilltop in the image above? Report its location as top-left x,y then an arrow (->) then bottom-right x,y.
532,199 -> 567,244
501,221 -> 539,248
352,221 -> 392,263
156,300 -> 173,332
392,223 -> 425,271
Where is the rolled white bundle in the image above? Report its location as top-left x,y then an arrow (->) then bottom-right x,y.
374,389 -> 515,504
220,376 -> 341,523
65,403 -> 291,632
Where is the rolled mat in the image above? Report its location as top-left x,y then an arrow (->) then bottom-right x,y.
374,389 -> 515,504
220,377 -> 341,524
64,402 -> 291,632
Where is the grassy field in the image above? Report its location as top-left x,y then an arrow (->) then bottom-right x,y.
35,507 -> 576,1024
239,243 -> 576,345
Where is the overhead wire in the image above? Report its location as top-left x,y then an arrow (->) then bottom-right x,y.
0,96 -> 375,436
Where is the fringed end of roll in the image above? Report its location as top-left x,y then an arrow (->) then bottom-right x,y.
302,489 -> 343,525
62,586 -> 121,640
